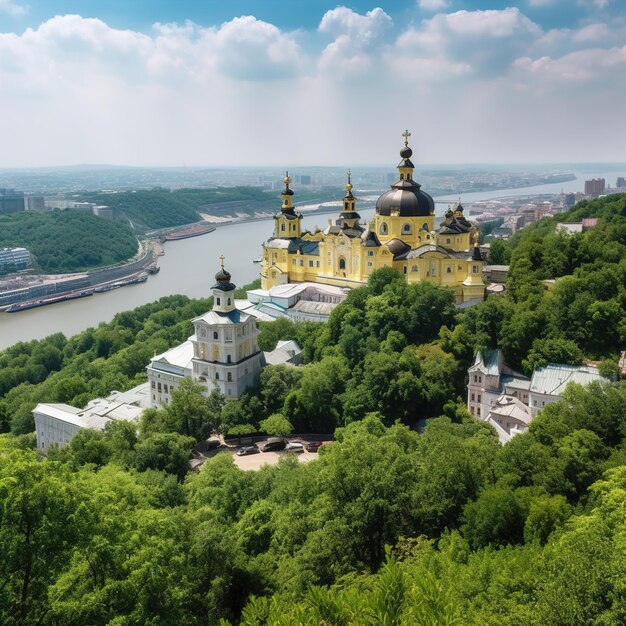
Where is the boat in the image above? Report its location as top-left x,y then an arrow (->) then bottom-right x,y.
163,224 -> 216,241
5,289 -> 94,312
94,283 -> 123,293
126,273 -> 148,285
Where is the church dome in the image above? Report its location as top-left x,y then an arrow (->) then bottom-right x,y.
376,184 -> 434,217
376,130 -> 434,217
213,260 -> 236,291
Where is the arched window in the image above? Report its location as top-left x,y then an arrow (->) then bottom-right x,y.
447,267 -> 452,273
379,222 -> 388,235
213,331 -> 218,340
402,223 -> 412,235
412,265 -> 418,272
216,297 -> 221,306
227,355 -> 232,363
227,372 -> 232,382
339,257 -> 346,270
215,372 -> 220,380
446,238 -> 451,244
227,298 -> 231,305
422,223 -> 428,231
281,223 -> 285,232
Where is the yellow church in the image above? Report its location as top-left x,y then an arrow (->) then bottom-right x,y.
260,130 -> 485,304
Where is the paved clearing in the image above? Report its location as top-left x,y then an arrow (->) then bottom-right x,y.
206,448 -> 318,471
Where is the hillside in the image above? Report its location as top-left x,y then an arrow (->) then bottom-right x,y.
77,186 -> 342,230
0,210 -> 139,274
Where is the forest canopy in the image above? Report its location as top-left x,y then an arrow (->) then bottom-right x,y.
0,210 -> 138,273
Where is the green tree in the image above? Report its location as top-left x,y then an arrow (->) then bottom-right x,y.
259,413 -> 293,437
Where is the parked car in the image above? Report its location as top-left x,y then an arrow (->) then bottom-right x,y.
284,442 -> 304,453
305,441 -> 323,453
206,437 -> 222,450
260,437 -> 286,452
236,445 -> 259,456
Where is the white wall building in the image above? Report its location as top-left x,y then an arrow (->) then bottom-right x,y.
147,263 -> 265,405
468,351 -> 608,442
147,340 -> 193,406
528,364 -> 606,417
33,383 -> 150,452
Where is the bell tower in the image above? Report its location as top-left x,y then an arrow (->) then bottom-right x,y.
336,170 -> 361,230
273,172 -> 302,238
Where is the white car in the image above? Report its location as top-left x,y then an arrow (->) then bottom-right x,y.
284,442 -> 304,453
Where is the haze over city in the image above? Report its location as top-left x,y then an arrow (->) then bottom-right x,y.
0,0 -> 624,167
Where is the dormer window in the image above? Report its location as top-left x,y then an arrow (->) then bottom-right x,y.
402,224 -> 412,235
216,297 -> 221,306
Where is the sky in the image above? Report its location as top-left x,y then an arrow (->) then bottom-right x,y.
0,0 -> 624,167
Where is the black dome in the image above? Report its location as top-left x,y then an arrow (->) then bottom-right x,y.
376,182 -> 435,217
215,268 -> 231,282
400,146 -> 413,159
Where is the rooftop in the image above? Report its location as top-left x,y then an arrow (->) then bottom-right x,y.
530,364 -> 606,396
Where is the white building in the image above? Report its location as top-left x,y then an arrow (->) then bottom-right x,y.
528,364 -> 606,417
467,350 -> 529,419
33,383 -> 150,452
246,281 -> 348,322
484,395 -> 532,444
147,263 -> 265,405
147,340 -> 193,406
468,351 -> 608,442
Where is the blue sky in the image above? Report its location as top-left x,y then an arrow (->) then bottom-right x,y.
0,0 -> 624,166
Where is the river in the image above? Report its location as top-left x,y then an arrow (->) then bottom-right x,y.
0,169 -> 621,350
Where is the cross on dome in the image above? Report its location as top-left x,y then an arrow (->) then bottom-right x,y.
219,255 -> 225,270
402,129 -> 411,147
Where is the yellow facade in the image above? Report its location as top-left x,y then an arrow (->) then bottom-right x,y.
260,136 -> 485,303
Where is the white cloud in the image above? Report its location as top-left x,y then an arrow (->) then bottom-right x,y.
417,0 -> 450,11
514,45 -> 626,81
0,0 -> 26,16
0,10 -> 624,167
318,7 -> 392,73
396,8 -> 541,75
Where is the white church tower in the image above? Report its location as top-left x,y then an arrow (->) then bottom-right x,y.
190,258 -> 264,399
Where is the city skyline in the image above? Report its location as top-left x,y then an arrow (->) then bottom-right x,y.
0,1 -> 624,167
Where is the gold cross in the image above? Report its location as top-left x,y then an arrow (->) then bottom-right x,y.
219,255 -> 225,269
347,169 -> 351,184
402,129 -> 411,147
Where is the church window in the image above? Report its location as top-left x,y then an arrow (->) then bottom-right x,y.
216,297 -> 221,306
379,222 -> 388,235
403,266 -> 407,275
368,262 -> 373,267
227,355 -> 232,363
339,257 -> 346,270
300,260 -> 304,266
432,266 -> 437,276
151,381 -> 155,389
446,238 -> 451,244
447,267 -> 452,273
227,298 -> 231,305
157,383 -> 161,392
458,264 -> 462,270
476,407 -> 480,416
272,271 -> 277,278
472,265 -> 478,274
422,223 -> 428,231
471,393 -> 475,401
227,372 -> 232,382
412,265 -> 418,272
292,258 -> 296,265
400,173 -> 404,180
402,224 -> 412,235
316,261 -> 320,267
309,260 -> 313,267
368,251 -> 374,257
215,372 -> 220,380
281,224 -> 285,232
213,331 -> 218,339
426,234 -> 430,240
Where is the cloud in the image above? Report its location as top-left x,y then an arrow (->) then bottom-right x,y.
318,7 -> 392,73
418,0 -> 450,11
514,45 -> 626,82
396,8 -> 541,75
0,0 -> 26,16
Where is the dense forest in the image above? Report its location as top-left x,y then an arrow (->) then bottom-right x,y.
1,194 -> 625,624
77,186 -> 342,230
0,210 -> 138,274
